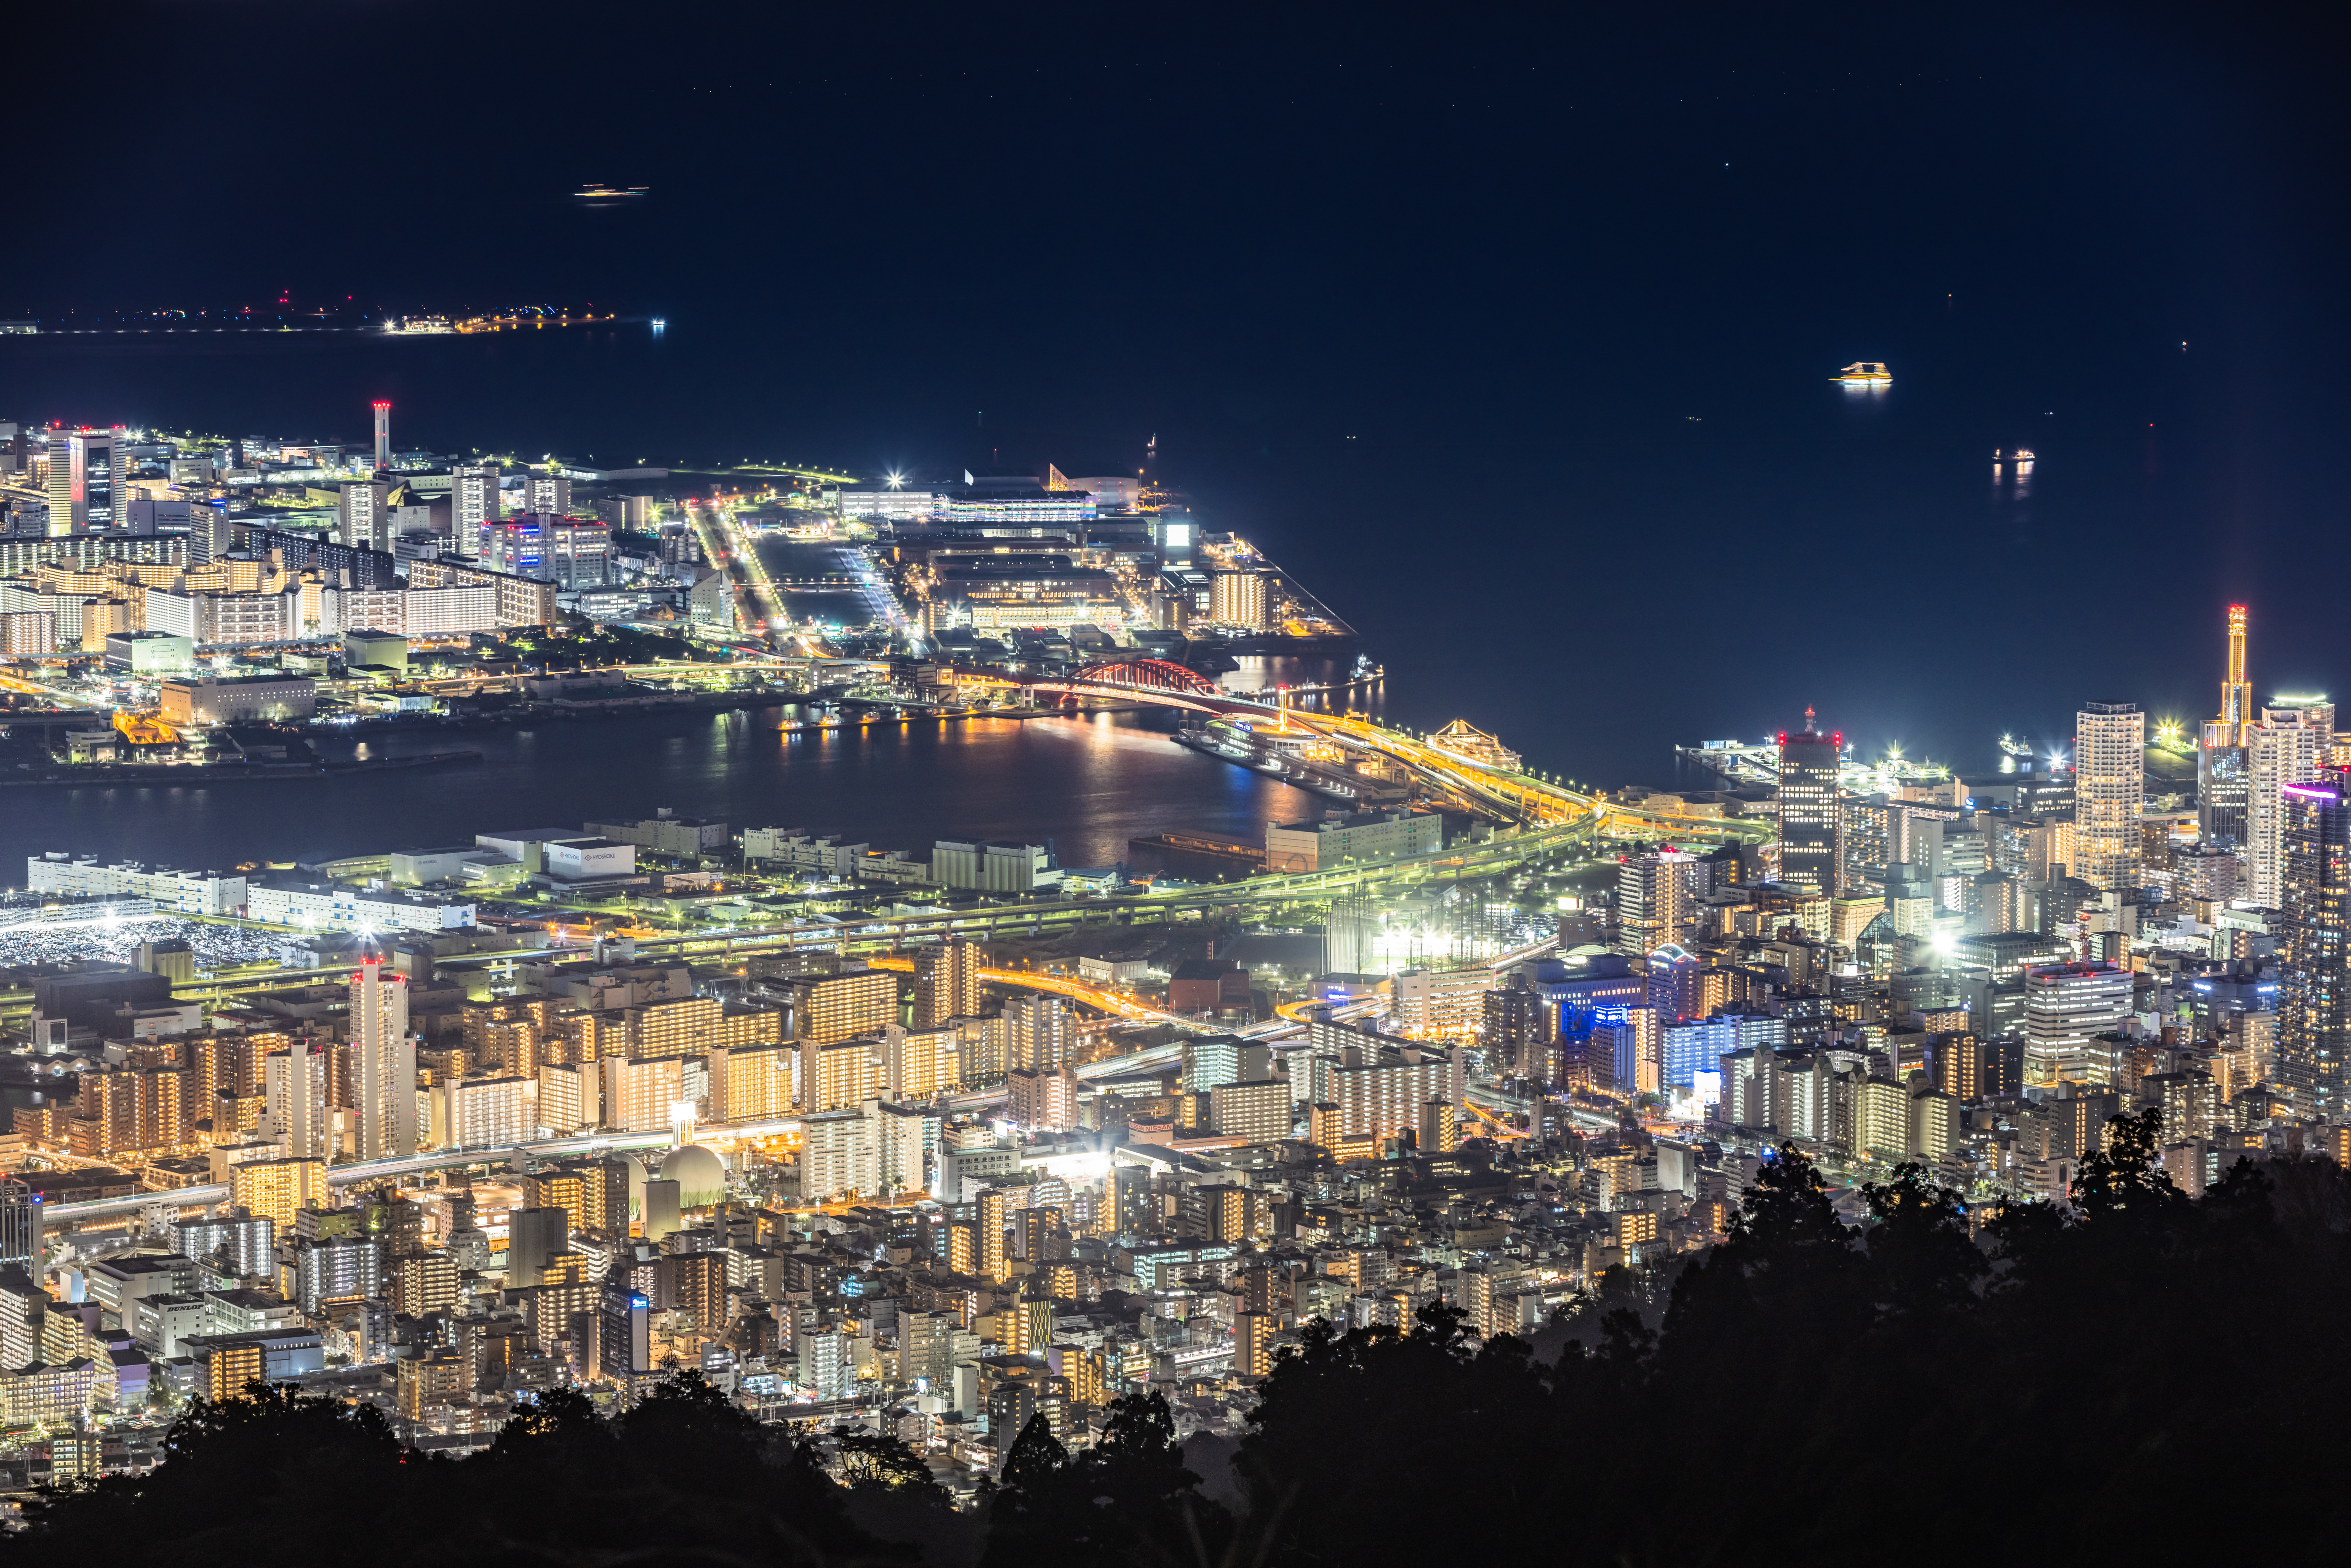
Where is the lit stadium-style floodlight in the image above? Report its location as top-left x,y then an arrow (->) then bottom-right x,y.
885,472 -> 906,490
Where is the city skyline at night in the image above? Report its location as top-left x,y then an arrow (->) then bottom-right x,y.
2,1 -> 2347,1561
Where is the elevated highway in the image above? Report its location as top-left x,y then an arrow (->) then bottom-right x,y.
1014,659 -> 1769,844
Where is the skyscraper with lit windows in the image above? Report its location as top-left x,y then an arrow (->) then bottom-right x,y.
2073,702 -> 2144,892
46,428 -> 119,535
1775,709 -> 1842,896
2278,770 -> 2351,1119
2249,706 -> 2331,907
350,957 -> 416,1160
2202,607 -> 2255,850
914,938 -> 982,1028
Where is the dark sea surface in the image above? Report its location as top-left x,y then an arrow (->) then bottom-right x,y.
0,707 -> 1323,882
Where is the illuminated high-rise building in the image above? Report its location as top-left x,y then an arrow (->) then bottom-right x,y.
229,1156 -> 326,1227
595,1281 -> 652,1401
338,480 -> 392,551
2278,770 -> 2351,1119
0,1180 -> 34,1271
1004,993 -> 1074,1072
265,1040 -> 329,1158
451,462 -> 502,547
1615,850 -> 1694,956
1235,1309 -> 1277,1378
2072,702 -> 2144,893
2022,961 -> 2132,1089
372,401 -> 391,472
780,965 -> 898,1046
527,472 -> 573,516
880,1023 -> 961,1100
2200,721 -> 2251,853
1105,1164 -> 1155,1238
2221,604 -> 2254,746
350,957 -> 417,1160
521,1160 -> 628,1234
46,428 -> 120,535
976,1188 -> 1008,1281
1481,979 -> 1548,1081
914,939 -> 982,1028
1839,795 -> 1892,897
1775,709 -> 1842,896
799,1035 -> 880,1114
2249,706 -> 2331,908
1209,569 -> 1270,630
2197,606 -> 2257,852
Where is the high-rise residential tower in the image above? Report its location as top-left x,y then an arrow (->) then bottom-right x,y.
914,938 -> 982,1028
1776,708 -> 1842,896
2279,770 -> 2351,1120
2073,702 -> 2144,893
1615,850 -> 1694,956
1210,569 -> 1270,630
351,956 -> 417,1160
452,462 -> 502,548
338,480 -> 392,551
266,1038 -> 329,1158
2249,705 -> 2332,908
1003,993 -> 1074,1072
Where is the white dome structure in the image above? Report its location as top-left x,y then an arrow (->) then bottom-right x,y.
660,1144 -> 728,1210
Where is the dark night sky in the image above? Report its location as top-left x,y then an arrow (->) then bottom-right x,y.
9,2 -> 2348,782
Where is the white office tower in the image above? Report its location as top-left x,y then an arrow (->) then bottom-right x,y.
2072,703 -> 2144,893
528,472 -> 573,516
338,480 -> 392,551
2249,704 -> 2334,908
372,401 -> 391,471
351,956 -> 417,1159
452,463 -> 502,548
2022,960 -> 2134,1090
265,1041 -> 329,1158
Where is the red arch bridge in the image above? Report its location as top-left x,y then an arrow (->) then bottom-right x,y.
1019,658 -> 1258,715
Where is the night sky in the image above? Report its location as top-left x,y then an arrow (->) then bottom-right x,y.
9,3 -> 2346,783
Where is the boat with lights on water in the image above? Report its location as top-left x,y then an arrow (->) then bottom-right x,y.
1831,361 -> 1892,385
